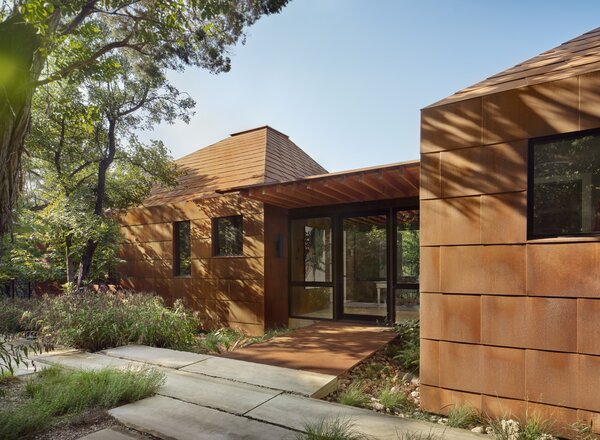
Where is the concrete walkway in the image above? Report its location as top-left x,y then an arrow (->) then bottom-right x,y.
224,322 -> 398,375
34,345 -> 484,440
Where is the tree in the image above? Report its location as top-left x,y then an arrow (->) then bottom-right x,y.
0,0 -> 289,236
19,51 -> 193,286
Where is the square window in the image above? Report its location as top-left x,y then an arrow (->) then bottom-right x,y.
530,132 -> 600,237
213,216 -> 243,256
173,221 -> 191,276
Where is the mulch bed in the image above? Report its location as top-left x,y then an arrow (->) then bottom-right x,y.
323,338 -> 425,418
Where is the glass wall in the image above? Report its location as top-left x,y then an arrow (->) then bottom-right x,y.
288,208 -> 420,322
290,217 -> 333,318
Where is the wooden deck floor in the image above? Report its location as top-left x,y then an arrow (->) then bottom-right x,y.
222,322 -> 398,376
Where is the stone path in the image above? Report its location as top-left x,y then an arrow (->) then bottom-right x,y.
33,345 -> 484,440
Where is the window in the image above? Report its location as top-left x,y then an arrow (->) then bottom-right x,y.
395,209 -> 419,322
290,217 -> 332,282
290,217 -> 333,319
213,216 -> 243,256
174,221 -> 191,276
530,132 -> 600,237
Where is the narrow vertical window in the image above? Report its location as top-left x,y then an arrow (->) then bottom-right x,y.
213,216 -> 243,256
174,221 -> 191,276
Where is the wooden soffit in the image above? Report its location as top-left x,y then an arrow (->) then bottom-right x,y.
219,160 -> 420,209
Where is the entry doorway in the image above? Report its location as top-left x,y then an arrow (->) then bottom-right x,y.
340,214 -> 388,321
289,203 -> 419,324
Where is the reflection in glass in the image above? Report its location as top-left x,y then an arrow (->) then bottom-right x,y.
291,218 -> 332,282
174,221 -> 191,276
395,288 -> 419,322
533,134 -> 600,236
396,210 -> 419,284
213,216 -> 243,256
290,286 -> 333,319
343,215 -> 387,317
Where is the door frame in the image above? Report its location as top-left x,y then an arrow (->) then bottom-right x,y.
335,209 -> 390,323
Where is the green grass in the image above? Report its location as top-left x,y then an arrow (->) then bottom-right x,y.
0,365 -> 165,440
337,383 -> 371,408
397,431 -> 443,440
299,417 -> 373,440
446,405 -> 480,429
378,387 -> 413,412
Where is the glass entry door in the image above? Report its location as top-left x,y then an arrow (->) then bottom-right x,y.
341,214 -> 388,320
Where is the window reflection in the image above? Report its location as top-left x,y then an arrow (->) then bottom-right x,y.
532,134 -> 600,236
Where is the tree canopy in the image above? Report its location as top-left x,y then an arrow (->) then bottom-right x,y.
0,0 -> 289,236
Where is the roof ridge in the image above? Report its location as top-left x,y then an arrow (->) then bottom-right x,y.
426,26 -> 600,108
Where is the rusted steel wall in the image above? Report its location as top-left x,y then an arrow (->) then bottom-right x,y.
420,73 -> 600,434
117,193 -> 266,336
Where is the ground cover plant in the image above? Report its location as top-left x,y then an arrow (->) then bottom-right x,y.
446,405 -> 481,429
0,365 -> 164,440
195,327 -> 291,354
300,417 -> 373,440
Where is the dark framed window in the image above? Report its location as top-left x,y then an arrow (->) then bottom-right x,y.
173,221 -> 191,276
213,215 -> 243,256
529,130 -> 600,238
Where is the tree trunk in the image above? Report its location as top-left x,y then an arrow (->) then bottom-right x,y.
65,234 -> 75,283
76,118 -> 117,287
0,14 -> 39,237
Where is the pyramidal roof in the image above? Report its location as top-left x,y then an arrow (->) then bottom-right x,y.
143,126 -> 327,206
428,26 -> 600,108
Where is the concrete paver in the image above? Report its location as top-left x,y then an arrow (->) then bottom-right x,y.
109,395 -> 297,440
181,355 -> 336,397
36,351 -> 135,370
78,427 -> 143,440
246,393 -> 484,440
102,345 -> 210,369
38,346 -> 486,440
159,368 -> 281,415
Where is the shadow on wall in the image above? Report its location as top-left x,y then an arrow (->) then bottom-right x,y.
420,76 -> 600,223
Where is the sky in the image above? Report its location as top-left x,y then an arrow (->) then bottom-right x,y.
147,0 -> 600,172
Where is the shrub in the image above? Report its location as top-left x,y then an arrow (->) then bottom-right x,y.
446,405 -> 480,429
31,289 -> 200,352
197,328 -> 246,353
0,296 -> 33,334
338,383 -> 370,408
378,387 -> 413,412
0,365 -> 164,440
392,320 -> 420,374
299,417 -> 373,440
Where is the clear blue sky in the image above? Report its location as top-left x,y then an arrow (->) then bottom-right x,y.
149,0 -> 600,172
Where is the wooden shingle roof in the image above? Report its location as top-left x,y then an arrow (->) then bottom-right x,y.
428,27 -> 600,108
143,126 -> 327,206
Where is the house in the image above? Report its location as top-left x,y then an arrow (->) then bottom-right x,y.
117,125 -> 420,335
118,26 -> 600,434
419,28 -> 600,432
